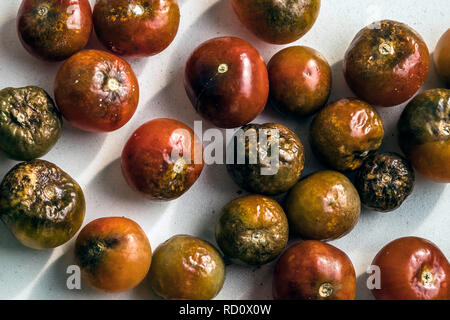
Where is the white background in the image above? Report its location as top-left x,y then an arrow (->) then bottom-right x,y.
0,0 -> 448,300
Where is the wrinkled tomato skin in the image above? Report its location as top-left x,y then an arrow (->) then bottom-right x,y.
184,37 -> 269,128
75,217 -> 152,293
398,89 -> 450,183
54,49 -> 139,132
17,0 -> 92,62
273,241 -> 356,300
371,237 -> 449,300
434,29 -> 450,88
232,0 -> 321,45
344,20 -> 430,107
93,0 -> 180,57
121,118 -> 204,200
268,46 -> 332,117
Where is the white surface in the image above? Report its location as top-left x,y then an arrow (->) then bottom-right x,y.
0,0 -> 448,300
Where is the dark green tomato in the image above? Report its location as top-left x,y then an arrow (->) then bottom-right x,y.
149,235 -> 225,300
398,89 -> 450,183
344,20 -> 430,107
0,86 -> 62,161
17,0 -> 93,62
0,159 -> 85,249
355,152 -> 415,212
232,0 -> 321,44
227,123 -> 305,195
216,195 -> 288,266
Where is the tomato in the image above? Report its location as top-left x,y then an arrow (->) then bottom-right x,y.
149,235 -> 225,300
93,0 -> 180,57
273,241 -> 356,300
121,118 -> 204,200
54,49 -> 139,132
371,237 -> 449,300
232,0 -> 321,45
268,46 -> 332,117
344,20 -> 430,107
17,0 -> 92,61
398,89 -> 450,183
184,37 -> 269,128
75,217 -> 152,293
434,29 -> 450,87
0,160 -> 85,249
0,86 -> 62,161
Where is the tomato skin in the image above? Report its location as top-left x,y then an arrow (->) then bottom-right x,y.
184,37 -> 269,128
268,46 -> 332,117
273,241 -> 356,300
232,0 -> 321,45
398,89 -> 450,183
121,118 -> 204,200
54,49 -> 139,132
75,217 -> 152,293
371,237 -> 449,300
17,0 -> 92,61
434,29 -> 450,87
93,0 -> 180,57
344,20 -> 430,107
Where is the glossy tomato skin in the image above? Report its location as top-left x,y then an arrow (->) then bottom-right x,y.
75,217 -> 152,293
273,241 -> 356,300
285,170 -> 360,241
0,160 -> 85,250
310,98 -> 385,171
371,237 -> 449,300
149,235 -> 225,300
268,46 -> 332,117
398,89 -> 450,183
216,195 -> 289,266
344,20 -> 430,107
54,49 -> 139,132
232,0 -> 321,45
434,29 -> 450,87
121,118 -> 204,200
17,0 -> 92,61
93,0 -> 180,57
184,37 -> 269,128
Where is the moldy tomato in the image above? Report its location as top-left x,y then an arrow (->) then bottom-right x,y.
216,195 -> 288,266
268,46 -> 332,117
273,241 -> 356,300
121,118 -> 204,200
371,237 -> 449,300
227,123 -> 305,195
344,20 -> 430,107
398,89 -> 450,183
75,217 -> 152,293
54,49 -> 139,132
355,152 -> 415,212
17,0 -> 92,61
0,86 -> 62,161
0,160 -> 85,249
232,0 -> 321,45
93,0 -> 180,57
310,98 -> 384,171
184,37 -> 269,128
149,235 -> 225,300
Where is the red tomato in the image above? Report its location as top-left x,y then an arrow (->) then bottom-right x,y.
371,237 -> 449,300
54,49 -> 139,132
121,118 -> 204,200
273,241 -> 356,300
184,37 -> 269,128
93,0 -> 180,57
